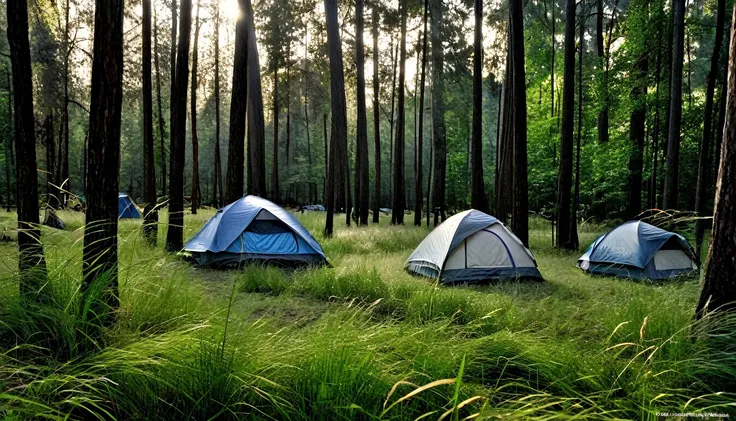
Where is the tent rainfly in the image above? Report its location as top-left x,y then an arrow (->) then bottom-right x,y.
183,195 -> 328,268
118,193 -> 141,219
577,220 -> 699,280
406,210 -> 543,284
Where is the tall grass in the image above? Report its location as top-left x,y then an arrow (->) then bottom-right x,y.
0,209 -> 733,419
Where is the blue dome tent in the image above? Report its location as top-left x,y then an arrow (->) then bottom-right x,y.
183,195 -> 328,268
577,220 -> 699,280
118,193 -> 141,219
406,210 -> 543,284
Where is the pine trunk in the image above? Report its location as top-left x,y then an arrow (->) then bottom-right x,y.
355,0 -> 370,225
244,0 -> 267,197
190,2 -> 201,214
169,0 -> 177,196
212,4 -> 223,208
225,0 -> 248,204
556,0 -> 576,249
272,65 -> 280,201
143,0 -> 158,243
571,1 -> 584,251
372,6 -> 381,223
154,7 -> 167,198
510,0 -> 529,246
470,0 -> 488,214
392,0 -> 407,225
414,0 -> 429,226
430,0 -> 447,226
663,0 -> 685,209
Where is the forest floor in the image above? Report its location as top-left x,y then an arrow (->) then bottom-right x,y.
0,209 -> 734,420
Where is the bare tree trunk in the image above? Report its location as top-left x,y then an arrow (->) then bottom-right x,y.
556,0 -> 576,249
190,0 -> 201,214
225,0 -> 248,203
212,3 -> 223,208
61,0 -> 70,206
4,70 -> 12,212
169,0 -> 177,196
244,0 -> 267,197
165,0 -> 192,252
323,112 -> 328,204
392,0 -> 407,225
650,25 -> 662,209
430,0 -> 447,226
372,6 -> 381,223
496,49 -> 513,223
510,0 -> 529,246
83,0 -> 124,320
663,0 -> 685,209
470,0 -> 488,214
596,0 -> 609,144
388,40 -> 397,206
154,7 -> 167,198
695,3 -> 736,318
286,45 -> 292,183
695,0 -> 726,256
355,0 -> 370,225
570,0 -> 585,251
272,64 -> 280,201
414,0 -> 429,226
143,0 -> 158,243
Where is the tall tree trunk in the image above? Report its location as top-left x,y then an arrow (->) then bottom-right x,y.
82,0 -> 124,320
570,0 -> 585,251
510,0 -> 529,246
650,25 -> 663,209
61,0 -> 70,206
470,0 -> 488,214
496,49 -> 513,223
430,0 -> 447,226
695,0 -> 726,257
303,26 -> 313,201
212,3 -> 223,208
272,64 -> 280,201
44,113 -> 56,204
355,0 -> 370,225
323,112 -> 328,204
626,1 -> 648,221
285,45 -> 292,182
695,3 -> 736,318
154,7 -> 167,198
551,0 -> 556,119
392,0 -> 407,225
143,0 -> 158,243
663,0 -> 685,210
8,0 -> 46,298
225,0 -> 248,204
427,118 -> 433,226
388,40 -> 397,206
169,0 -> 177,196
596,0 -> 609,143
324,0 -> 348,236
372,6 -> 381,223
165,0 -> 192,252
556,0 -> 576,249
414,0 -> 428,226
4,71 -> 13,212
190,1 -> 201,214
244,0 -> 267,197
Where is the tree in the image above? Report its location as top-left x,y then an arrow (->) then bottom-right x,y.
190,0 -> 201,214
556,0 -> 577,250
391,0 -> 407,225
7,0 -> 47,297
244,0 -> 267,197
154,7 -> 167,198
272,61 -> 280,201
596,0 -> 609,144
165,0 -> 192,252
414,0 -> 428,226
372,5 -> 381,224
570,0 -> 585,251
470,0 -> 488,214
695,0 -> 726,256
510,0 -> 529,246
169,0 -> 177,195
82,0 -> 124,321
225,0 -> 248,204
212,2 -> 223,208
430,0 -> 447,226
354,0 -> 369,225
695,3 -> 736,318
324,0 -> 349,236
662,0 -> 685,210
142,0 -> 158,243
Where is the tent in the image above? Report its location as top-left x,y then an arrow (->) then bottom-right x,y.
577,220 -> 699,279
183,195 -> 329,268
43,208 -> 65,230
118,193 -> 141,219
406,209 -> 542,284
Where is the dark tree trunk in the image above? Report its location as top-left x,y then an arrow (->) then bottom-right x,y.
695,4 -> 736,318
427,119 -> 433,226
169,0 -> 177,197
650,25 -> 663,209
510,0 -> 529,246
324,0 -> 349,236
388,40 -> 397,205
372,5 -> 381,223
190,1 -> 201,214
212,4 -> 223,208
596,0 -> 609,144
165,0 -> 192,252
470,0 -> 488,214
245,0 -> 267,197
496,49 -> 513,223
323,112 -> 328,204
4,71 -> 12,212
392,0 -> 407,225
143,0 -> 158,243
44,113 -> 56,205
570,1 -> 585,251
8,0 -> 46,297
286,47 -> 292,181
60,0 -> 70,206
695,0 -> 726,257
355,0 -> 370,225
414,0 -> 429,226
663,0 -> 685,210
272,65 -> 280,201
82,0 -> 124,319
154,7 -> 167,198
551,0 -> 556,119
225,0 -> 248,204
556,0 -> 576,249
430,0 -> 447,226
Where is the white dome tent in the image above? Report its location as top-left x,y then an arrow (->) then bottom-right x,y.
406,210 -> 543,284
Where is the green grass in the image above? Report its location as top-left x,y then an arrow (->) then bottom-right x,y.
0,208 -> 734,420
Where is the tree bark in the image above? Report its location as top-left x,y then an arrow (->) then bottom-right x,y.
83,0 -> 124,319
471,0 -> 489,214
61,0 -> 70,206
388,40 -> 397,206
169,0 -> 177,196
695,3 -> 736,318
570,0 -> 585,251
695,0 -> 726,256
650,24 -> 663,209
165,0 -> 192,252
596,0 -> 609,144
510,0 -> 529,246
143,0 -> 158,243
372,5 -> 381,223
190,0 -> 201,214
414,0 -> 429,226
154,7 -> 167,198
430,0 -> 447,226
4,71 -> 13,212
8,0 -> 46,297
272,64 -> 280,201
212,3 -> 223,208
355,0 -> 370,225
392,0 -> 407,225
244,0 -> 267,197
225,0 -> 249,204
663,0 -> 685,210
556,0 -> 576,249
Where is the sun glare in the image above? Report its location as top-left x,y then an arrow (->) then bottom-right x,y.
222,0 -> 241,21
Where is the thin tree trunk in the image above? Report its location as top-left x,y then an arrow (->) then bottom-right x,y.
355,0 -> 369,225
471,0 -> 488,214
169,0 -> 177,194
556,0 -> 576,249
4,70 -> 12,212
570,0 -> 585,251
392,0 -> 407,224
244,0 -> 267,197
626,5 -> 648,221
61,0 -> 70,206
372,5 -> 381,223
212,3 -> 223,207
510,0 -> 529,245
165,0 -> 192,251
272,64 -> 280,201
414,0 -> 428,226
323,112 -> 328,204
388,40 -> 397,206
430,0 -> 447,226
143,0 -> 158,243
286,45 -> 292,182
190,0 -> 201,214
596,0 -> 609,143
663,0 -> 685,209
82,0 -> 124,320
650,25 -> 662,209
154,6 -> 167,198
225,0 -> 248,203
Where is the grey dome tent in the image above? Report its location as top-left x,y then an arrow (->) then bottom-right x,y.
118,193 -> 141,219
406,210 -> 542,284
577,220 -> 699,280
183,195 -> 328,268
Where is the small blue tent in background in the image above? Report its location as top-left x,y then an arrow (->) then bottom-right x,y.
183,195 -> 328,268
118,193 -> 141,219
577,220 -> 699,280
